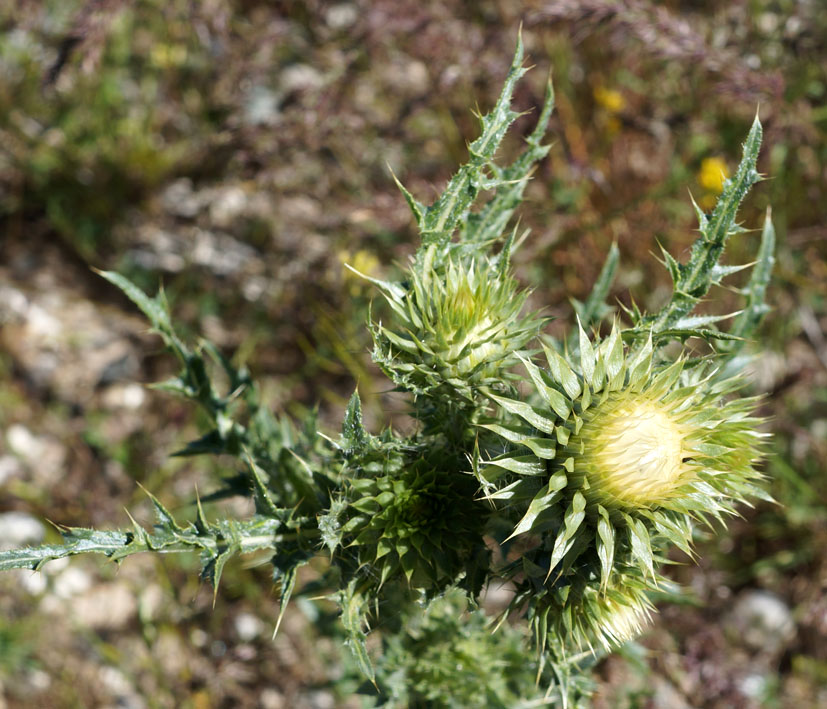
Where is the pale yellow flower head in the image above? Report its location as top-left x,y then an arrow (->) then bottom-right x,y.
580,396 -> 689,507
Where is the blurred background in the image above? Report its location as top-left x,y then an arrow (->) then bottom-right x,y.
0,1 -> 825,707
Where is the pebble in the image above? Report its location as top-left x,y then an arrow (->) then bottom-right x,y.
0,511 -> 45,550
99,666 -> 146,709
6,424 -> 46,463
101,383 -> 146,410
0,455 -> 22,484
234,611 -> 264,642
651,677 -> 692,709
325,4 -> 357,29
260,689 -> 286,709
727,589 -> 796,654
209,185 -> 248,228
161,177 -> 202,218
244,85 -> 280,126
5,424 -> 66,487
51,565 -> 93,600
70,582 -> 138,629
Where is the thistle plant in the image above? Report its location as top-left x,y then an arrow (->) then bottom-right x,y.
0,35 -> 774,705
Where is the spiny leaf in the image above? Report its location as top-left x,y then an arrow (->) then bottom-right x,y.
0,513 -> 286,575
413,33 -> 529,252
486,391 -> 558,435
273,565 -> 298,639
141,485 -> 184,533
519,355 -> 570,419
463,76 -> 555,248
245,453 -> 280,516
577,318 -> 595,382
624,515 -> 656,581
390,167 -> 426,224
729,208 -> 776,342
478,422 -> 557,458
642,115 -> 763,335
542,341 -> 581,400
339,581 -> 375,683
673,312 -> 741,330
97,270 -> 186,357
0,529 -> 132,572
482,454 -> 546,478
602,322 -> 624,384
171,429 -> 228,457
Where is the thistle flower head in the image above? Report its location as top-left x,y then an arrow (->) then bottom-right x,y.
481,320 -> 769,620
580,396 -> 686,507
362,247 -> 543,402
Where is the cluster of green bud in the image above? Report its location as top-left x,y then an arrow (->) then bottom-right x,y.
355,244 -> 543,405
368,588 -> 569,707
320,395 -> 489,598
334,456 -> 485,592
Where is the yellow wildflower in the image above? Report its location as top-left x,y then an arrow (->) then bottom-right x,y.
593,87 -> 626,114
699,157 -> 729,194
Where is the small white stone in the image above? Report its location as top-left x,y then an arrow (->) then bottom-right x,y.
16,569 -> 47,595
26,669 -> 51,691
260,689 -> 285,709
162,178 -> 202,218
102,383 -> 146,410
326,3 -> 357,29
26,303 -> 63,338
307,690 -> 335,709
234,611 -> 264,641
757,12 -> 779,34
811,419 -> 827,442
0,511 -> 45,550
0,285 -> 29,321
739,672 -> 767,698
51,566 -> 93,599
728,590 -> 796,654
210,186 -> 248,228
71,582 -> 137,629
46,557 -> 69,573
242,276 -> 267,302
0,455 -> 21,484
99,666 -> 131,695
139,583 -> 164,621
244,86 -> 280,126
784,16 -> 802,36
281,64 -> 323,93
6,424 -> 46,463
99,666 -> 146,709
